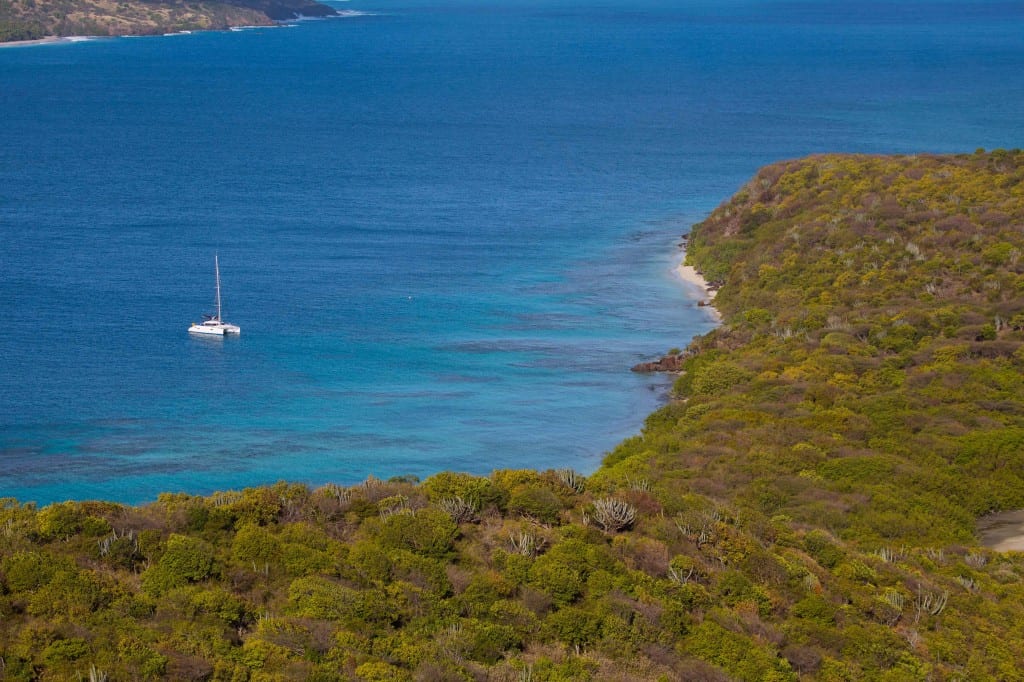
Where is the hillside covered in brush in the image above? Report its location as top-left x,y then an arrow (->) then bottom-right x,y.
0,0 -> 335,42
1,150 -> 1023,681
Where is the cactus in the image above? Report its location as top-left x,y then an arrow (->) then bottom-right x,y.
875,546 -> 907,563
591,498 -> 637,532
378,495 -> 411,520
210,490 -> 242,507
508,531 -> 545,557
913,585 -> 948,623
882,588 -> 906,611
554,469 -> 585,494
627,477 -> 651,492
880,588 -> 906,626
320,482 -> 351,503
965,552 -> 987,568
438,496 -> 478,523
97,528 -> 139,559
674,509 -> 719,546
955,575 -> 977,592
667,563 -> 694,585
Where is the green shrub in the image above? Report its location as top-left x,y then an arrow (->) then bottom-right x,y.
544,607 -> 603,650
376,508 -> 458,559
354,661 -> 412,682
464,619 -> 522,663
36,502 -> 86,541
288,576 -> 394,628
690,361 -> 752,397
528,553 -> 585,607
791,595 -> 836,625
141,534 -> 215,595
231,523 -> 282,565
2,551 -> 62,592
685,620 -> 795,681
803,530 -> 844,569
422,472 -> 508,511
508,485 -> 564,524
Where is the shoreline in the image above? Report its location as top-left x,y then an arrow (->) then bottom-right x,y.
979,509 -> 1024,552
675,260 -> 722,321
0,29 -> 262,48
0,9 -> 363,48
0,36 -> 66,48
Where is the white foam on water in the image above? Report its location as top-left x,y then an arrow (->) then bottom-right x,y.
287,10 -> 371,23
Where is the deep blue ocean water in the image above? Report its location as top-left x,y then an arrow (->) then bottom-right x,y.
1,0 -> 1022,505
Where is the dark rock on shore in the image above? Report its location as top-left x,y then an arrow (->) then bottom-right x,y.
631,351 -> 690,373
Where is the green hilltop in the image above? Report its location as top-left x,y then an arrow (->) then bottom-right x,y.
2,150 -> 1024,680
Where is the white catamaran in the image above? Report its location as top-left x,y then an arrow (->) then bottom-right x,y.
188,254 -> 241,336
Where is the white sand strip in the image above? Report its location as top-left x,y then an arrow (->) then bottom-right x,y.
676,261 -> 721,321
979,509 -> 1024,552
0,37 -> 65,48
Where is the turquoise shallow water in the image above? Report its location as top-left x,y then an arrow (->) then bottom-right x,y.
1,0 -> 1022,504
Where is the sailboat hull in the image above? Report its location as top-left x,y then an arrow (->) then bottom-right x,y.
188,322 -> 240,335
188,255 -> 241,335
189,324 -> 224,335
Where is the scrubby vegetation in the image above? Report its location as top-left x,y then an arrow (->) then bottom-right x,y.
2,151 -> 1024,680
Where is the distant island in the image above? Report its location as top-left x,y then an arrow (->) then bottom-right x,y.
2,151 -> 1023,679
0,0 -> 336,43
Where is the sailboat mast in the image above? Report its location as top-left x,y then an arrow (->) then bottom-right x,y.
215,254 -> 222,321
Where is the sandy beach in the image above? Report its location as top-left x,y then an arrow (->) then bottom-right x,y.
0,37 -> 65,48
676,261 -> 721,321
978,509 -> 1024,552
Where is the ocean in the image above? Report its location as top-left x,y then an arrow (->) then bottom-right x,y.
1,0 -> 1022,504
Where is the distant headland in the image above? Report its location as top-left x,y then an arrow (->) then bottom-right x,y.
0,0 -> 337,43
